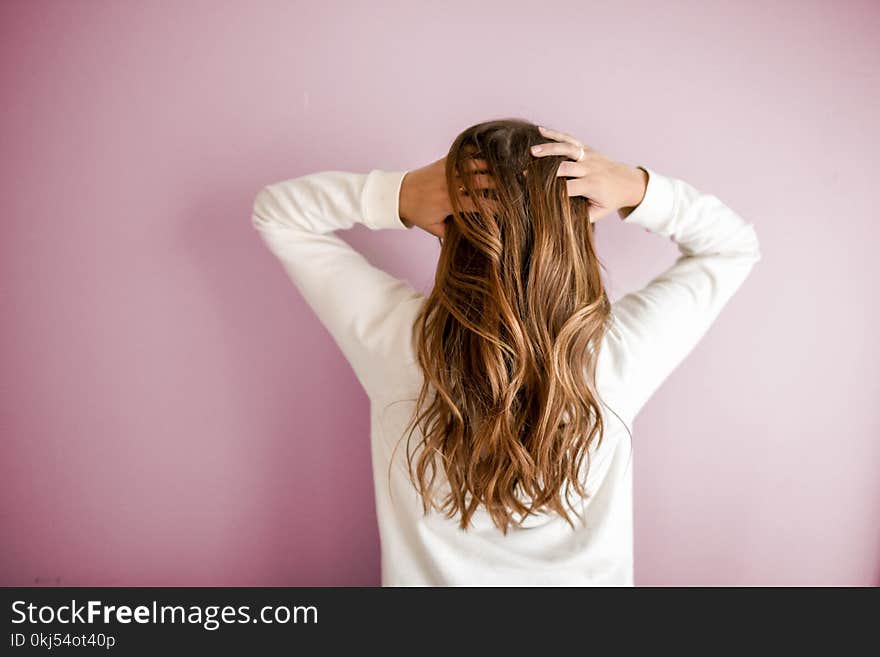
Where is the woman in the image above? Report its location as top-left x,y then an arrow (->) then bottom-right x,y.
251,119 -> 761,586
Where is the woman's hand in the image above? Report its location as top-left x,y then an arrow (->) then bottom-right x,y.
530,125 -> 648,222
398,157 -> 494,238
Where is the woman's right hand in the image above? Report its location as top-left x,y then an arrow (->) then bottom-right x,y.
530,125 -> 648,222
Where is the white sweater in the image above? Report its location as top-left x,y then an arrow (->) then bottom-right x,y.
251,166 -> 761,586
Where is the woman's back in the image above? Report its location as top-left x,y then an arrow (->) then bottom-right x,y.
250,121 -> 761,585
369,302 -> 637,585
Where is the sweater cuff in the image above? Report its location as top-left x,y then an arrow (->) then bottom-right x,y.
621,167 -> 676,233
362,169 -> 411,231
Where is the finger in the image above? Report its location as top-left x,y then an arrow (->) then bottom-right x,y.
537,125 -> 583,147
563,181 -> 609,222
531,141 -> 586,161
555,160 -> 589,178
560,182 -> 602,223
460,158 -> 490,173
454,172 -> 496,190
454,188 -> 501,216
565,177 -> 592,198
451,188 -> 493,210
452,191 -> 481,213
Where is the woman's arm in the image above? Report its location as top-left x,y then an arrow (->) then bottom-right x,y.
603,168 -> 762,421
251,169 -> 424,398
531,125 -> 762,423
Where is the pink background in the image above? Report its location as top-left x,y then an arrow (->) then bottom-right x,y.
1,0 -> 878,586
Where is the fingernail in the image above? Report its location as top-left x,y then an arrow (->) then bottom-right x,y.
531,145 -> 542,153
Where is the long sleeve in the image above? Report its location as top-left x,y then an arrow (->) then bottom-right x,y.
600,168 -> 762,423
251,169 -> 425,399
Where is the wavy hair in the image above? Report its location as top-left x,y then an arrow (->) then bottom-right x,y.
401,118 -> 613,533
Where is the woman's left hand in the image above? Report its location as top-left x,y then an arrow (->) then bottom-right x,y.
398,157 -> 494,237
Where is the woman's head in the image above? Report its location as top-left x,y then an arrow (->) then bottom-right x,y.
404,118 -> 612,533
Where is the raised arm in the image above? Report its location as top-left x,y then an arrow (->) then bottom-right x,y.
530,124 -> 761,424
603,169 -> 762,420
250,169 -> 424,398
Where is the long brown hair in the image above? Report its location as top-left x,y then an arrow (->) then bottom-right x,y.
402,118 -> 613,533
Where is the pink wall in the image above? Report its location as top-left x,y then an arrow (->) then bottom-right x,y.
1,0 -> 877,586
